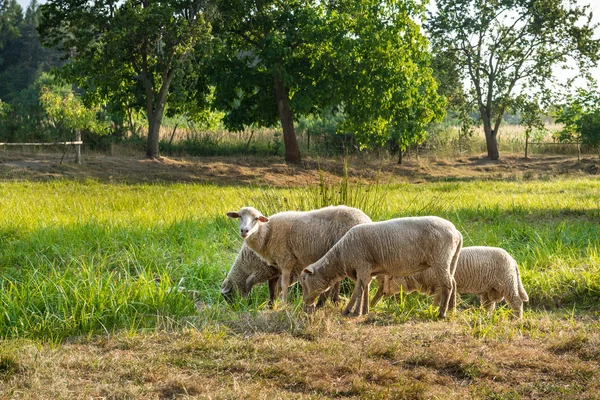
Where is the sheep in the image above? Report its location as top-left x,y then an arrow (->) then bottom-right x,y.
226,205 -> 372,302
221,243 -> 282,303
221,243 -> 340,306
371,246 -> 529,318
300,216 -> 463,318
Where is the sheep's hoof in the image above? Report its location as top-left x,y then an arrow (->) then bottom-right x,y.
305,304 -> 316,314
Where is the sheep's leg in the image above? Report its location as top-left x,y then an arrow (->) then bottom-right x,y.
329,281 -> 341,304
279,269 -> 292,302
480,293 -> 496,312
447,278 -> 457,312
360,278 -> 371,316
342,281 -> 361,316
370,276 -> 385,307
432,267 -> 453,319
351,271 -> 371,317
267,276 -> 280,307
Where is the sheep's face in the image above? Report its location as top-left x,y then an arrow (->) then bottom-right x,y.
300,264 -> 330,310
226,207 -> 269,238
398,276 -> 421,295
220,278 -> 248,303
384,277 -> 404,296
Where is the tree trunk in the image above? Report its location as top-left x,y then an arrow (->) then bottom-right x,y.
143,69 -> 175,159
483,123 -> 499,160
146,115 -> 161,158
274,73 -> 300,163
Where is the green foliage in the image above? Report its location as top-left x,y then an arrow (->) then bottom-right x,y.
39,79 -> 109,137
0,73 -> 108,143
38,0 -> 215,157
0,0 -> 62,103
427,0 -> 600,159
555,87 -> 600,155
335,0 -> 445,153
211,0 -> 444,157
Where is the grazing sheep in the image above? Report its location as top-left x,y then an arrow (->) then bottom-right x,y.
371,246 -> 529,318
221,243 -> 282,303
221,243 -> 339,305
300,216 -> 463,318
226,205 -> 372,302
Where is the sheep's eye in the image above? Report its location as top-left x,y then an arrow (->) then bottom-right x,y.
253,217 -> 259,221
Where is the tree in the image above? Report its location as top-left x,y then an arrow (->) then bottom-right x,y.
340,1 -> 445,163
211,0 -> 444,163
38,0 -> 214,158
0,0 -> 21,53
427,0 -> 600,160
0,0 -> 63,103
556,86 -> 600,159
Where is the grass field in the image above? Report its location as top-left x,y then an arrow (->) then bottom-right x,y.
1,172 -> 599,398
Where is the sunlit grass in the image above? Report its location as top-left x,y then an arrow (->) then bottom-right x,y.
0,177 -> 598,340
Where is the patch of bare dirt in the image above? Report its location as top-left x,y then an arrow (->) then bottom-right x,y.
0,150 -> 598,186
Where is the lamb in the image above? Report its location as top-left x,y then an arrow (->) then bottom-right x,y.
226,205 -> 372,302
220,243 -> 339,305
300,216 -> 463,318
371,246 -> 529,318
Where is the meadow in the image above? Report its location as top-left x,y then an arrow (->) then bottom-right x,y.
0,173 -> 599,398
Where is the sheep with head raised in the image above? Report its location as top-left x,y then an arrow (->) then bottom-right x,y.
226,205 -> 372,302
300,216 -> 462,318
371,246 -> 529,318
221,243 -> 340,305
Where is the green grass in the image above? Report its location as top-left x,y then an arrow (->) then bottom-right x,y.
0,177 -> 599,341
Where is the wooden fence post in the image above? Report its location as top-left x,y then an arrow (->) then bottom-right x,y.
75,131 -> 81,164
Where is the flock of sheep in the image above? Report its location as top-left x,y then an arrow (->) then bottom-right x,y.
222,205 -> 529,319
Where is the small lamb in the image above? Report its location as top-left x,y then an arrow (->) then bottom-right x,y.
226,205 -> 372,302
300,216 -> 463,318
221,243 -> 340,305
371,246 -> 529,318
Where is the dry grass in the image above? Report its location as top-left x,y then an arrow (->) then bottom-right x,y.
1,309 -> 599,399
1,150 -> 599,186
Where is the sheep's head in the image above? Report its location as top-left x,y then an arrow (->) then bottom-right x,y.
383,276 -> 403,296
300,264 -> 330,312
220,278 -> 238,303
394,276 -> 419,294
226,207 -> 269,239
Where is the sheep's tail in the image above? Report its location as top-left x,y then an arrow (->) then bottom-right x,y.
515,262 -> 529,302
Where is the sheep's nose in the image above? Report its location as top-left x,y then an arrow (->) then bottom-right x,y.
240,229 -> 248,237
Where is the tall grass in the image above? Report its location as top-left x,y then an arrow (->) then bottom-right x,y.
0,177 -> 598,341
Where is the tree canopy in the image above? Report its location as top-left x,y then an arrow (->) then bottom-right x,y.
39,0 -> 215,158
211,0 -> 444,163
427,0 -> 600,160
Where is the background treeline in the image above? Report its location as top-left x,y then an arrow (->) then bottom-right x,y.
0,0 -> 599,161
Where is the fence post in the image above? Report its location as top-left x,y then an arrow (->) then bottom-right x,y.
75,131 -> 81,164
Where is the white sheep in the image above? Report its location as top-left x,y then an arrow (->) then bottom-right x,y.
300,216 -> 463,318
221,243 -> 340,305
371,246 -> 529,318
221,243 -> 282,303
226,205 -> 372,302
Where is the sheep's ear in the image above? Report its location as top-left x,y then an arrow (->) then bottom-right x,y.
226,212 -> 240,219
303,266 -> 315,275
258,215 -> 269,223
